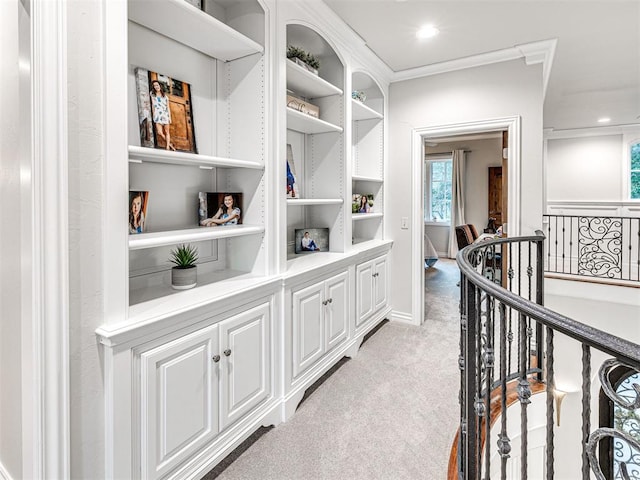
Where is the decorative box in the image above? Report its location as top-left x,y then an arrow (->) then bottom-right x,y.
286,94 -> 320,119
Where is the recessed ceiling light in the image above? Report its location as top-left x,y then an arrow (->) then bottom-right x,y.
416,24 -> 439,39
598,117 -> 611,123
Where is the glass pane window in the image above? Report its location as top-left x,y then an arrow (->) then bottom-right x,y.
614,372 -> 640,479
631,142 -> 640,199
425,159 -> 452,223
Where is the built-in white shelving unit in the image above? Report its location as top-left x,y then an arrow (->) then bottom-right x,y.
351,72 -> 385,245
285,24 -> 346,261
126,0 -> 267,309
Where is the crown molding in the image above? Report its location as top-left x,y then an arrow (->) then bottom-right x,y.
391,38 -> 557,100
518,38 -> 556,97
544,123 -> 640,139
294,0 -> 394,86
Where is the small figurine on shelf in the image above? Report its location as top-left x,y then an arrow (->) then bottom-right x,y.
352,90 -> 367,103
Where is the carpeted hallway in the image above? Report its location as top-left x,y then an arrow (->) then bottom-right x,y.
203,258 -> 461,480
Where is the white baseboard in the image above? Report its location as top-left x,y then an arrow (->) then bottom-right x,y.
0,460 -> 13,480
390,310 -> 415,325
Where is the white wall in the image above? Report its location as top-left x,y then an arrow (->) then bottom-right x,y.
545,279 -> 640,479
425,137 -> 502,255
388,59 -> 544,320
67,1 -> 105,476
547,134 -> 623,202
0,0 -> 25,477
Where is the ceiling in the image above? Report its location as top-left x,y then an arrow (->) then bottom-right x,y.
323,0 -> 640,132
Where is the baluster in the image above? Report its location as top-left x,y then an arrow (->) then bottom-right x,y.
545,327 -> 555,480
582,345 -> 591,480
498,302 -> 511,480
459,272 -> 468,478
535,236 -> 545,382
554,215 -> 558,272
570,216 -> 575,275
508,243 -> 514,375
547,217 -> 552,272
484,292 -> 494,480
636,218 -> 640,281
464,277 -> 479,480
562,215 -> 566,273
518,312 -> 531,480
475,287 -> 484,478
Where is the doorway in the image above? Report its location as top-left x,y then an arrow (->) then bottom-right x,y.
411,117 -> 521,325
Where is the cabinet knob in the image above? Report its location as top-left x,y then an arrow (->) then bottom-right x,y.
328,298 -> 333,303
322,300 -> 328,306
224,349 -> 232,357
212,354 -> 220,363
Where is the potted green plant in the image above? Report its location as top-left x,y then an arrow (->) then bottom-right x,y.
287,45 -> 320,75
169,243 -> 198,290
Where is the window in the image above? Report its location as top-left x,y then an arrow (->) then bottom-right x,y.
631,142 -> 640,199
613,372 -> 640,479
425,159 -> 452,223
599,367 -> 640,479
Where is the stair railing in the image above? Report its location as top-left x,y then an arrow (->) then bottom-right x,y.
456,230 -> 640,479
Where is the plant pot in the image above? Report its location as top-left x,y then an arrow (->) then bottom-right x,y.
291,57 -> 318,75
171,266 -> 197,290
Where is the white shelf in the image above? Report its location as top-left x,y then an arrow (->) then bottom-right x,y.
352,212 -> 383,221
123,274 -> 279,330
352,175 -> 383,183
286,59 -> 343,98
352,99 -> 383,121
128,0 -> 263,61
287,198 -> 344,206
128,146 -> 263,169
129,225 -> 265,250
286,108 -> 343,135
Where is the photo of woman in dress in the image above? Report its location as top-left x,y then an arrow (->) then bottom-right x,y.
129,191 -> 149,234
200,193 -> 241,227
149,79 -> 175,151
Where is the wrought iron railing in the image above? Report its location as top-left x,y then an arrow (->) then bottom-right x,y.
456,230 -> 640,479
543,214 -> 640,283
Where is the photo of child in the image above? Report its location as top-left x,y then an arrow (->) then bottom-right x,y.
129,191 -> 149,234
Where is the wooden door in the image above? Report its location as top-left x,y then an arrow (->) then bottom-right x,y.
488,166 -> 503,227
148,72 -> 197,153
219,303 -> 270,430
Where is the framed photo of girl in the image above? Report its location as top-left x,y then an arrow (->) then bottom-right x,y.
129,191 -> 149,234
134,67 -> 198,154
198,192 -> 243,227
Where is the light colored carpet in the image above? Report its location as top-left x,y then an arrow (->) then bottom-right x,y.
204,258 -> 461,480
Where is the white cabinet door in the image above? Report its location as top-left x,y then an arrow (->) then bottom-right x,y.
355,260 -> 374,328
373,255 -> 388,312
324,271 -> 349,352
292,282 -> 325,378
140,325 -> 219,480
219,303 -> 271,430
